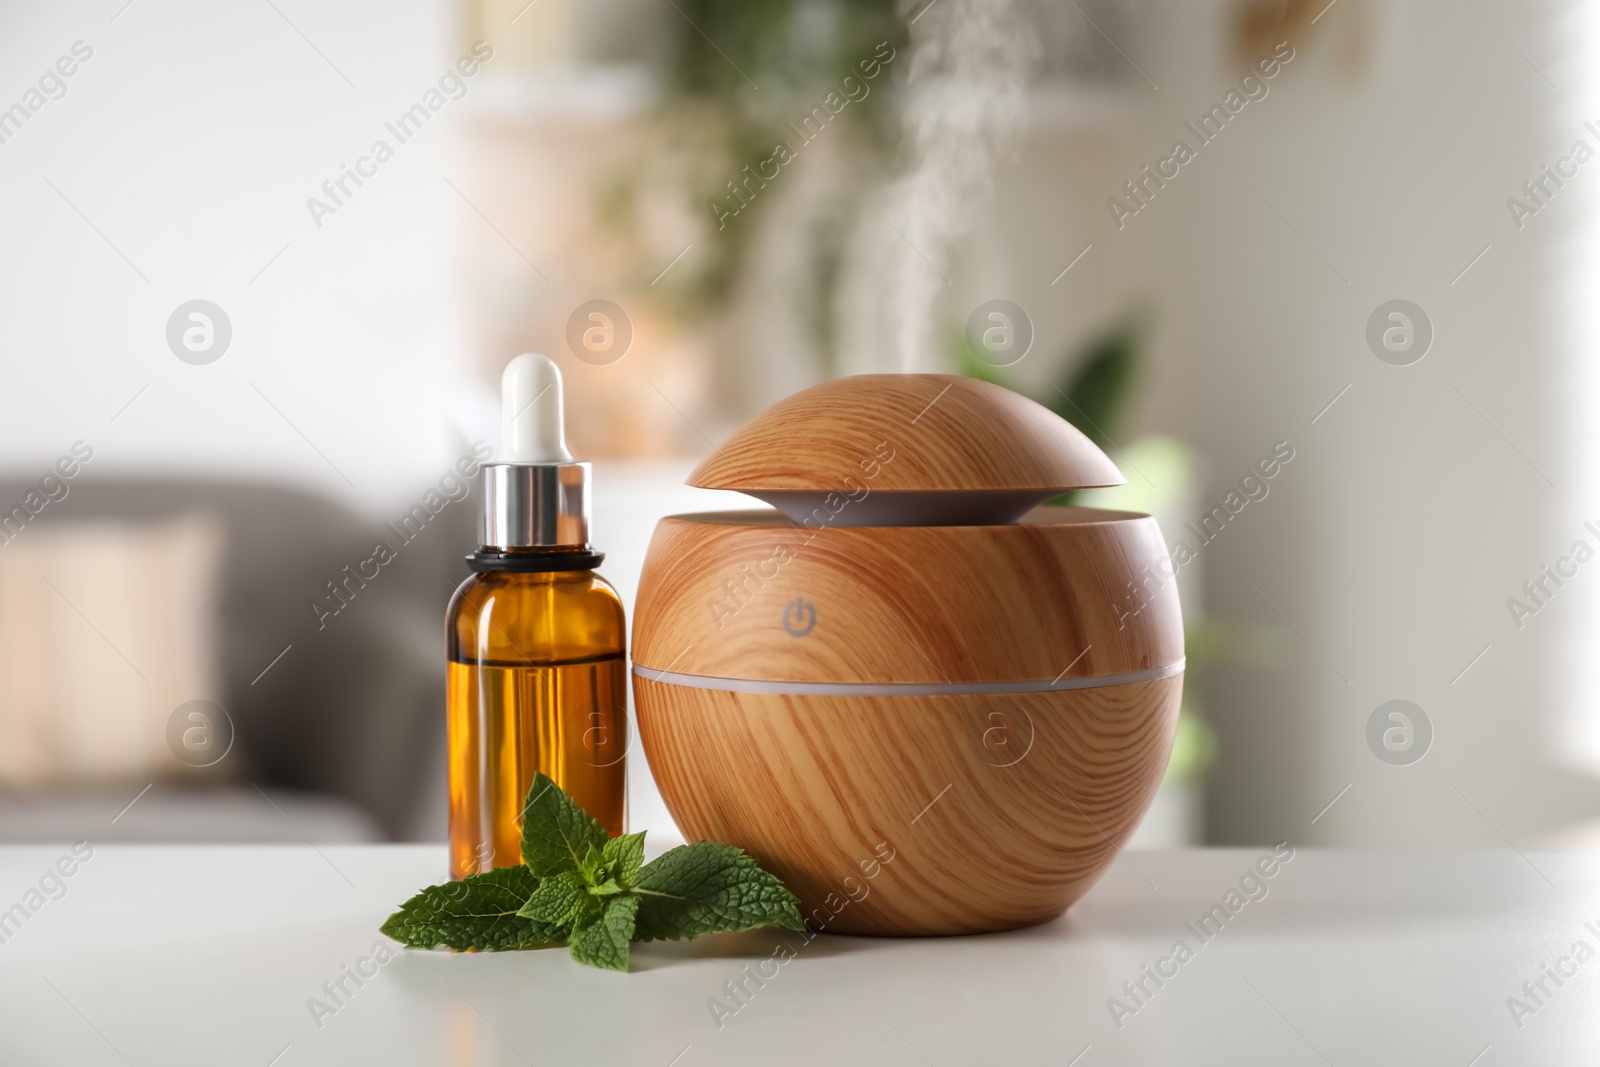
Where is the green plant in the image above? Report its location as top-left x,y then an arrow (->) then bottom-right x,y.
381,774 -> 803,971
597,1 -> 908,373
666,0 -> 904,108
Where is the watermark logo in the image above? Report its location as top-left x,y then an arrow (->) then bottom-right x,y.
706,544 -> 799,631
703,440 -> 896,632
1506,121 -> 1600,231
1115,440 -> 1295,630
306,43 -> 494,229
1108,41 -> 1296,229
311,443 -> 493,630
975,700 -> 1034,768
707,841 -> 897,1030
710,41 -> 897,232
0,842 -> 94,947
166,700 -> 234,768
566,299 -> 632,366
965,299 -> 1033,367
1365,300 -> 1431,366
1505,919 -> 1600,1030
782,598 -> 816,637
306,941 -> 396,1029
0,441 -> 94,548
166,300 -> 231,365
1107,844 -> 1295,1029
1506,521 -> 1600,630
574,695 -> 629,769
0,40 -> 94,148
1365,699 -> 1431,766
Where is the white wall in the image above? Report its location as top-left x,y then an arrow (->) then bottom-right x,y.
0,0 -> 468,512
975,0 -> 1600,845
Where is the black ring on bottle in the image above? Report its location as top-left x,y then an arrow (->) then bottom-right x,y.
466,549 -> 605,573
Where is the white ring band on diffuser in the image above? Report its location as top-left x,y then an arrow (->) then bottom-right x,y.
633,658 -> 1184,697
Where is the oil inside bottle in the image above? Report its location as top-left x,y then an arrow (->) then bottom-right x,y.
447,654 -> 626,879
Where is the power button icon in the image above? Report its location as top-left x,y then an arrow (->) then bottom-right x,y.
782,598 -> 816,637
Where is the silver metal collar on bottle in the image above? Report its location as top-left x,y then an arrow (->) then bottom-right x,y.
480,463 -> 591,548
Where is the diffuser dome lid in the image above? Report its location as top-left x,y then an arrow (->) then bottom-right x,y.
688,374 -> 1125,495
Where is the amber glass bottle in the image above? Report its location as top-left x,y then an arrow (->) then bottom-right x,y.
446,558 -> 626,879
446,352 -> 626,881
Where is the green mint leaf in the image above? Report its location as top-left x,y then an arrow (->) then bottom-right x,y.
602,831 -> 647,887
380,867 -> 566,951
569,894 -> 639,972
581,843 -> 605,881
519,772 -> 607,878
516,869 -> 599,926
632,842 -> 804,942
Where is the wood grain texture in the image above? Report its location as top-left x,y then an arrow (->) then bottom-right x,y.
632,507 -> 1183,685
635,674 -> 1183,935
687,374 -> 1125,493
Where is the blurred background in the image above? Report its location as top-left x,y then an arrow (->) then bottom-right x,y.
1,0 -> 1596,853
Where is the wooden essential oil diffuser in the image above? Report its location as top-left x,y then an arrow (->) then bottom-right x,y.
632,374 -> 1184,936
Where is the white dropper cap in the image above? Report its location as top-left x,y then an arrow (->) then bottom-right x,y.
479,353 -> 590,550
500,352 -> 573,463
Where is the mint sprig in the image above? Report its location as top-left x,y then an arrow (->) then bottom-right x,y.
518,772 -> 607,878
570,892 -> 640,972
381,774 -> 804,971
378,866 -> 565,951
632,840 -> 809,942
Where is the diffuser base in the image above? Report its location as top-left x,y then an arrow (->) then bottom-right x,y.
636,674 -> 1183,937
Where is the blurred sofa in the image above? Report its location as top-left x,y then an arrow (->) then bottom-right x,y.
0,475 -> 472,844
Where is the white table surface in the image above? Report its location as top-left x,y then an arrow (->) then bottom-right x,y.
0,845 -> 1594,1066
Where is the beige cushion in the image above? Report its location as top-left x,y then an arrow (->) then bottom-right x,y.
0,514 -> 226,787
